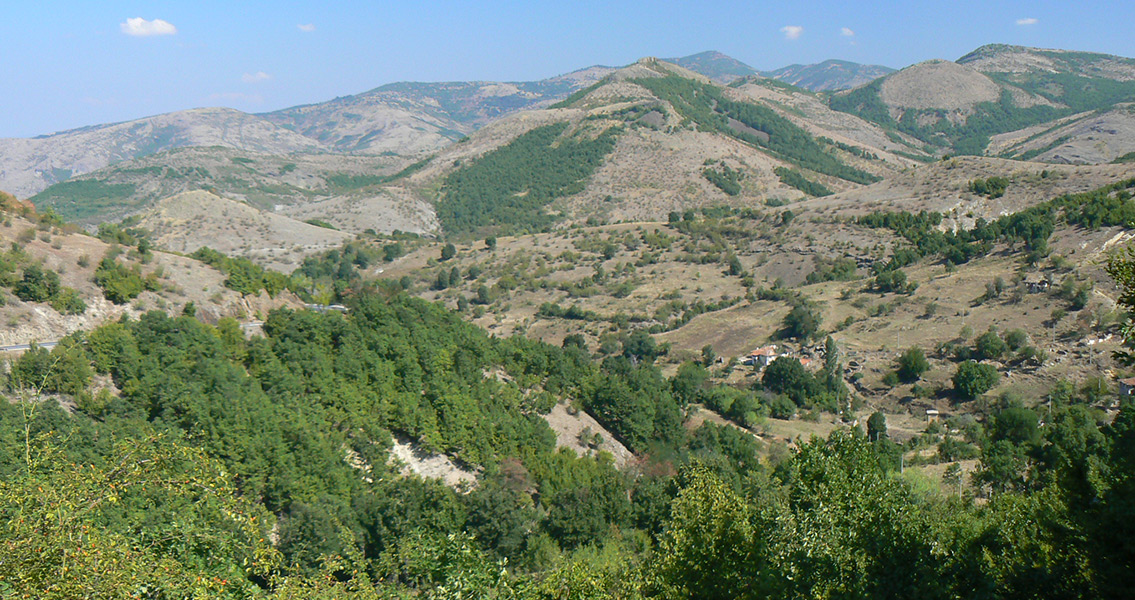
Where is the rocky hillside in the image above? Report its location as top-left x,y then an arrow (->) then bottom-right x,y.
957,44 -> 1135,80
0,204 -> 299,347
990,104 -> 1135,163
762,59 -> 895,91
259,66 -> 615,155
135,190 -> 353,272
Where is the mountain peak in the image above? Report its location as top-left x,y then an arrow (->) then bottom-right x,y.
665,51 -> 759,83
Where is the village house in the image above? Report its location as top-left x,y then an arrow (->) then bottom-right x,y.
741,345 -> 781,368
1119,377 -> 1135,396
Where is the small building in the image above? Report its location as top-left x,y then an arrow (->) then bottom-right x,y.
926,409 -> 941,424
1024,274 -> 1050,293
1119,377 -> 1135,396
742,345 -> 781,368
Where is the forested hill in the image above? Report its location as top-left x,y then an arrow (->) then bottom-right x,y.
2,282 -> 1134,596
411,58 -> 903,239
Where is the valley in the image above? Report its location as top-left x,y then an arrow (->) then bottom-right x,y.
2,40 -> 1135,598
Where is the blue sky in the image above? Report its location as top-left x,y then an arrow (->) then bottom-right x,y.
2,1 -> 1133,138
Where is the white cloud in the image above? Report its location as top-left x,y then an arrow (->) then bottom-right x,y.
1016,17 -> 1038,25
242,71 -> 272,83
841,27 -> 855,37
781,25 -> 803,40
298,23 -> 316,32
120,17 -> 177,37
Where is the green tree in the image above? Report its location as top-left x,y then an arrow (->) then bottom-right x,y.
953,361 -> 1000,400
974,329 -> 1008,361
781,302 -> 821,342
623,330 -> 659,364
896,347 -> 929,382
671,362 -> 709,408
727,254 -> 743,276
93,258 -> 145,304
441,243 -> 457,261
383,242 -> 405,262
762,356 -> 813,406
49,287 -> 86,315
867,411 -> 887,441
652,465 -> 775,599
0,436 -> 276,599
701,344 -> 716,367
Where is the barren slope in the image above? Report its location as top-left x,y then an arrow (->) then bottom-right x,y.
137,190 -> 353,272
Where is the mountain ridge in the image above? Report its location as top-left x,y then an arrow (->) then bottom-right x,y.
762,59 -> 896,91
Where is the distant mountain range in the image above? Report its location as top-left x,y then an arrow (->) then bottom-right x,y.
7,44 -> 1135,219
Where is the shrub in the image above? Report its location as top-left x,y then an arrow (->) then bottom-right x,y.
974,330 -> 1008,361
14,265 -> 61,303
94,258 -> 145,304
50,287 -> 87,315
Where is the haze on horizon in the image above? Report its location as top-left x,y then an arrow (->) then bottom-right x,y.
3,0 -> 1134,138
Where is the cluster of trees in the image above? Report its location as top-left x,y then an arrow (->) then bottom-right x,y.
93,256 -> 158,304
805,255 -> 859,284
28,179 -> 138,221
191,247 -> 295,297
969,175 -> 1010,198
779,300 -> 823,342
702,161 -> 744,196
952,360 -> 1001,399
0,292 -> 764,596
324,156 -> 431,194
774,166 -> 832,197
435,122 -> 620,236
871,267 -> 916,294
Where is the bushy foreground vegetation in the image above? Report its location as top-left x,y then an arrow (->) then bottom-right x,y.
1,281 -> 1133,597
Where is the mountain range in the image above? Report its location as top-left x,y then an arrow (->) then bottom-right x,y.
1,52 -> 888,199
9,44 -> 1135,260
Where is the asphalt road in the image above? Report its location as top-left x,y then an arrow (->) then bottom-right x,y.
0,341 -> 58,353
